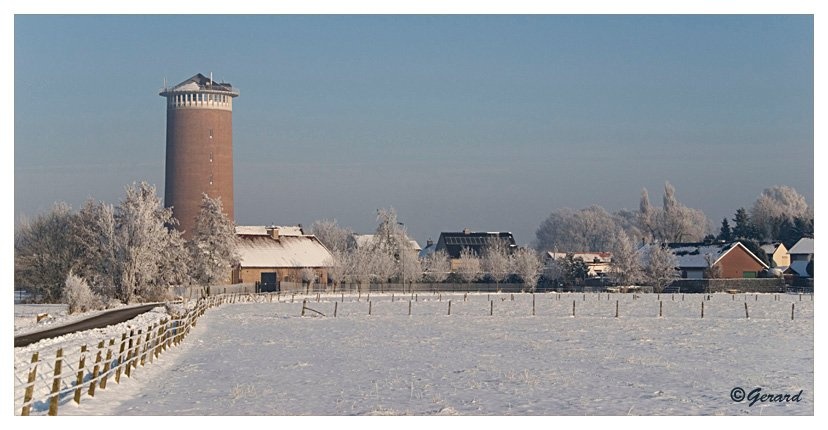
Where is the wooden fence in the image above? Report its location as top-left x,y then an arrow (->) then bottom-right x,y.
13,293 -> 249,416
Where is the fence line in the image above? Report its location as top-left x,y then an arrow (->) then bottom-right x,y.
13,293 -> 250,416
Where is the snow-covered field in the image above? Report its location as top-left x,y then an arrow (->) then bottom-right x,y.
14,292 -> 813,416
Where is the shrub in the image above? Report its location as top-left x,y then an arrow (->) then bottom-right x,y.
65,272 -> 103,314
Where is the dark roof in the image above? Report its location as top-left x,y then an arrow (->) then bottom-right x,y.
435,231 -> 516,259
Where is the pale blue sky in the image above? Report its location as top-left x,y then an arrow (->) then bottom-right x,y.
13,14 -> 814,245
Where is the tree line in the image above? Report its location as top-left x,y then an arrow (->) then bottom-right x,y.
533,183 -> 813,292
311,208 -> 545,292
14,182 -> 238,311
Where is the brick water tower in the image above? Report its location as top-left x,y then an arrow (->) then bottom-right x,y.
160,73 -> 239,237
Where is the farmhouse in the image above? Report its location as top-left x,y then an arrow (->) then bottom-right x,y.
666,241 -> 768,279
232,226 -> 334,288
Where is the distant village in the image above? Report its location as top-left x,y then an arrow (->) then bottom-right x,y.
13,74 -> 814,306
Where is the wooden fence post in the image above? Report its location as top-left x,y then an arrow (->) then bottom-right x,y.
792,303 -> 795,320
369,301 -> 372,316
48,348 -> 63,416
334,302 -> 338,318
532,295 -> 536,316
89,341 -> 104,397
701,301 -> 704,319
130,329 -> 142,375
409,300 -> 412,316
572,300 -> 576,317
744,302 -> 749,319
490,300 -> 494,316
101,338 -> 115,390
301,299 -> 307,317
116,333 -> 127,384
659,301 -> 663,317
74,344 -> 88,404
21,352 -> 38,416
615,300 -> 619,318
448,300 -> 452,316
125,330 -> 134,378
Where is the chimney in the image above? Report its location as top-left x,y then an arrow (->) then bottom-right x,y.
267,226 -> 280,239
463,228 -> 471,235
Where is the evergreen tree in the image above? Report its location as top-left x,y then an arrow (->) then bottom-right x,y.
717,218 -> 732,242
732,208 -> 760,241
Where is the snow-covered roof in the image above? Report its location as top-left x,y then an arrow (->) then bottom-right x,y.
788,238 -> 814,256
546,252 -> 612,263
236,235 -> 334,268
235,225 -> 305,237
760,243 -> 783,255
638,242 -> 767,270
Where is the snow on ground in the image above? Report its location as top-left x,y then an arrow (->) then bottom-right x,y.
26,292 -> 812,416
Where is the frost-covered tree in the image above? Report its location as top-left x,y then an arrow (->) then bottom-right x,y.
65,272 -> 103,314
422,249 -> 450,284
188,194 -> 238,287
114,182 -> 182,302
310,219 -> 354,254
348,246 -> 376,290
481,237 -> 513,290
535,206 -> 620,252
14,202 -> 80,302
638,182 -> 710,243
74,199 -> 118,299
750,185 -> 813,241
300,267 -> 318,287
324,249 -> 349,291
396,248 -> 423,288
643,242 -> 677,293
609,230 -> 642,286
454,247 -> 481,286
512,248 -> 541,292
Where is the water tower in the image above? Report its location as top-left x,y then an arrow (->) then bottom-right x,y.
160,73 -> 238,237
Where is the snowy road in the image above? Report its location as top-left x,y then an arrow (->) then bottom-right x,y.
57,293 -> 813,416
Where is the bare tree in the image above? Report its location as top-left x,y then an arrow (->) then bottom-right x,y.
750,185 -> 813,241
188,194 -> 238,287
608,230 -> 642,286
512,248 -> 541,292
643,242 -> 677,293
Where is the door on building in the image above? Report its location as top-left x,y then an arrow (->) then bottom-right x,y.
260,272 -> 280,292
